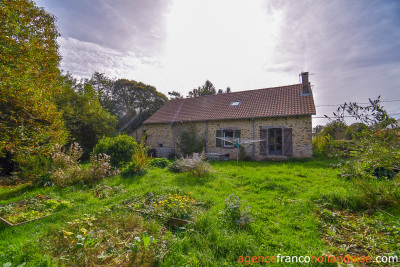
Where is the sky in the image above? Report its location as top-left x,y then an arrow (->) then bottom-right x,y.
35,0 -> 400,126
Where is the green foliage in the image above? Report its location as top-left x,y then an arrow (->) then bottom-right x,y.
152,193 -> 197,220
150,158 -> 170,168
326,97 -> 400,210
55,74 -> 118,158
187,80 -> 216,98
87,153 -> 117,183
121,136 -> 151,176
178,123 -> 206,156
89,74 -> 168,134
315,207 -> 400,261
129,231 -> 158,254
1,158 -> 399,266
238,146 -> 252,161
167,91 -> 183,99
312,134 -> 330,154
352,175 -> 400,208
0,0 -> 67,161
93,134 -> 137,168
50,143 -> 116,187
0,196 -> 72,224
52,211 -> 166,266
18,154 -> 52,182
313,121 -> 355,156
220,194 -> 253,229
168,152 -> 213,177
339,128 -> 400,180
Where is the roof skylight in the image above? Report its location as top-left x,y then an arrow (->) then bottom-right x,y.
230,101 -> 241,107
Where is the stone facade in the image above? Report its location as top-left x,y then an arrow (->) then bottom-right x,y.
133,115 -> 313,160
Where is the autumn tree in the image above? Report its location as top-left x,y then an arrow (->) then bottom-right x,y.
55,74 -> 118,158
0,0 -> 67,163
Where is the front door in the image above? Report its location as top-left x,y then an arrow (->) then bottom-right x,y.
268,128 -> 282,155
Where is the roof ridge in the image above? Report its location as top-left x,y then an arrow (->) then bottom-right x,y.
173,83 -> 302,100
145,83 -> 315,124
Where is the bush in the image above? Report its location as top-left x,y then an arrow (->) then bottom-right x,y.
168,152 -> 213,177
150,158 -> 170,168
51,143 -> 117,187
121,136 -> 151,176
220,194 -> 253,229
352,175 -> 400,208
339,128 -> 400,180
238,147 -> 251,161
87,153 -> 118,183
177,123 -> 205,157
18,154 -> 52,182
93,134 -> 137,168
312,134 -> 329,154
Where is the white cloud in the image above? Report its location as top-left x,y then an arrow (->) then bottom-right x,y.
58,36 -> 160,80
52,0 -> 400,126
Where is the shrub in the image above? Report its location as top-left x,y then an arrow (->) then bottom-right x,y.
220,194 -> 253,228
338,128 -> 400,180
238,147 -> 251,161
51,143 -> 85,186
18,154 -> 52,182
122,136 -> 151,176
352,175 -> 400,208
52,143 -> 83,170
93,134 -> 137,168
87,153 -> 118,183
150,158 -> 170,168
51,143 -> 117,186
177,123 -> 205,157
168,152 -> 212,177
312,134 -> 329,154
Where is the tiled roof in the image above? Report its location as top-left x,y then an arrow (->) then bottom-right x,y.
144,84 -> 316,124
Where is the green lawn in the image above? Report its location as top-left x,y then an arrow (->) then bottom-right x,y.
0,157 -> 398,266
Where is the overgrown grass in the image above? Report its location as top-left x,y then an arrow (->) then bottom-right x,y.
0,157 -> 398,266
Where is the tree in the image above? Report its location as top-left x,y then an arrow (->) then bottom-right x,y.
329,97 -> 400,180
55,74 -> 118,158
88,72 -> 115,113
187,80 -> 216,98
168,91 -> 183,99
89,74 -> 168,134
0,0 -> 67,162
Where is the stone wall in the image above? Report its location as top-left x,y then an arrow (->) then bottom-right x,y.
140,115 -> 313,160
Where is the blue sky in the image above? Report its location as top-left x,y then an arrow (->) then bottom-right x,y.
35,0 -> 400,126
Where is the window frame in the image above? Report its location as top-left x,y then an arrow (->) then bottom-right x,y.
223,129 -> 234,147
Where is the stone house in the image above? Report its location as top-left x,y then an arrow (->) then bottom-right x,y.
133,72 -> 316,160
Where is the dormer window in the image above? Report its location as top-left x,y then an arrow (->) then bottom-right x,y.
230,101 -> 241,107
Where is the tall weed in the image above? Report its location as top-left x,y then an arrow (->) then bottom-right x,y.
168,151 -> 212,177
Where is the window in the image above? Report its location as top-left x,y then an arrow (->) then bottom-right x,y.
230,101 -> 241,107
216,129 -> 241,148
223,130 -> 234,147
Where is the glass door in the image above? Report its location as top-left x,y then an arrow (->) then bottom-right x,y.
268,128 -> 282,155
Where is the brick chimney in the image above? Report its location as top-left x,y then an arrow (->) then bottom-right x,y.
301,72 -> 311,95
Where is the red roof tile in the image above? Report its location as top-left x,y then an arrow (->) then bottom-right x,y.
144,84 -> 316,124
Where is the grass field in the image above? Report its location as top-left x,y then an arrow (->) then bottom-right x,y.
0,157 -> 399,266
